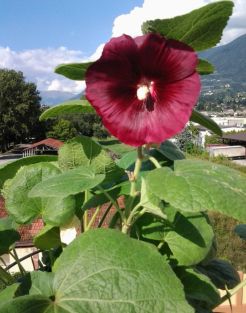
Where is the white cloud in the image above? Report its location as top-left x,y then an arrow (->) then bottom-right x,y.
112,0 -> 246,45
0,46 -> 87,93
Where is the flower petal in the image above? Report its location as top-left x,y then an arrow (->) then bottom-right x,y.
136,33 -> 198,83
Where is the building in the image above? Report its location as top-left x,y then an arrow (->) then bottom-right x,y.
22,138 -> 64,157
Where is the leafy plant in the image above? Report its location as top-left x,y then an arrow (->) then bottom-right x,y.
1,2 -> 246,313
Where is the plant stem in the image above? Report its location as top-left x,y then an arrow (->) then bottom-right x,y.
122,147 -> 144,234
130,146 -> 143,197
219,279 -> 246,305
85,206 -> 100,231
97,185 -> 124,220
0,265 -> 14,285
148,156 -> 162,168
98,203 -> 113,228
122,204 -> 143,234
83,190 -> 89,231
9,250 -> 26,277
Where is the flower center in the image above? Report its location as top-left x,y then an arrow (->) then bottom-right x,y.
137,82 -> 155,112
137,85 -> 150,101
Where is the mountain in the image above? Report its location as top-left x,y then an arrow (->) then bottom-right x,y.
40,90 -> 79,106
200,34 -> 246,85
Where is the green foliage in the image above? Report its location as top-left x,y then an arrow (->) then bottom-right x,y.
55,62 -> 93,80
47,118 -> 77,141
58,136 -> 124,183
3,163 -> 76,225
29,165 -> 105,198
209,213 -> 246,272
33,226 -> 61,250
197,59 -> 215,75
39,99 -> 95,121
190,110 -> 222,136
142,1 -> 234,51
0,155 -> 57,191
176,268 -> 220,309
0,69 -> 44,152
146,160 -> 246,221
205,134 -> 223,145
0,218 -> 20,255
1,229 -> 194,313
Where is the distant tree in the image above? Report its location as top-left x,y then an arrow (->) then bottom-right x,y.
0,69 -> 44,151
47,119 -> 77,141
175,123 -> 199,152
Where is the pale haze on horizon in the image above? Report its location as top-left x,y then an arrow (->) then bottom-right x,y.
0,0 -> 245,95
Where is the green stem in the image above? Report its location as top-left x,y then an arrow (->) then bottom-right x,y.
130,146 -> 143,197
148,156 -> 162,168
9,250 -> 26,277
97,185 -> 124,220
219,279 -> 246,305
123,147 -> 144,234
157,241 -> 165,250
122,204 -> 144,234
0,265 -> 13,285
98,203 -> 113,228
85,206 -> 100,231
83,190 -> 89,231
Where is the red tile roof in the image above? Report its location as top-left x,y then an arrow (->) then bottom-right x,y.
25,138 -> 64,150
0,197 -> 43,243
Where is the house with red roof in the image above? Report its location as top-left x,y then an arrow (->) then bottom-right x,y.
22,138 -> 64,157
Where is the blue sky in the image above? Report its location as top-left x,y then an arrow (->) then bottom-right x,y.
0,0 -> 245,95
0,0 -> 142,55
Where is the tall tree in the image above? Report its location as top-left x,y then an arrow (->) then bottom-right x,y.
0,69 -> 43,152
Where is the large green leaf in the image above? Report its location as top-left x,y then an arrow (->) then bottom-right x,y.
0,284 -> 20,309
0,230 -> 20,255
99,138 -> 135,157
116,150 -> 137,169
0,155 -> 57,190
58,136 -> 124,184
28,272 -> 55,297
34,225 -> 61,250
176,268 -> 220,307
196,59 -> 215,75
29,165 -> 105,198
140,178 -> 167,219
190,110 -> 222,136
116,141 -> 184,171
0,295 -> 53,313
55,62 -> 93,80
137,210 -> 214,266
0,217 -> 20,255
39,100 -> 95,121
1,229 -> 194,313
157,140 -> 185,161
142,1 -> 234,51
4,163 -> 75,225
146,160 -> 246,222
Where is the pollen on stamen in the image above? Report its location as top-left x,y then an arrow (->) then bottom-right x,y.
137,85 -> 149,100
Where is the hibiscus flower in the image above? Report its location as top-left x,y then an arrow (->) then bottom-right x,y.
85,33 -> 200,146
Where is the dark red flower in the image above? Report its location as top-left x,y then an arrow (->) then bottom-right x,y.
85,33 -> 201,146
